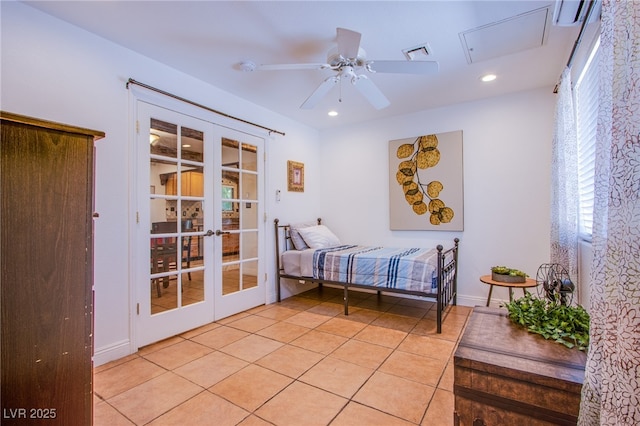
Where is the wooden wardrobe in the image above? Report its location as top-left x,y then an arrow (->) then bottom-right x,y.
1,111 -> 104,424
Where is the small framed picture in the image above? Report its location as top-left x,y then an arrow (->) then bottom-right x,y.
287,161 -> 304,192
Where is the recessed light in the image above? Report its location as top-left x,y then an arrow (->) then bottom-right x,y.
182,144 -> 191,148
239,61 -> 256,72
328,110 -> 338,117
481,74 -> 497,82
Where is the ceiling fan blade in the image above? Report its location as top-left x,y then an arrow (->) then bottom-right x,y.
353,75 -> 390,110
300,75 -> 339,109
336,27 -> 361,59
257,63 -> 330,71
367,60 -> 439,74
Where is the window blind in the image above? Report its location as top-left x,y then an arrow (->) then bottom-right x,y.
574,39 -> 600,240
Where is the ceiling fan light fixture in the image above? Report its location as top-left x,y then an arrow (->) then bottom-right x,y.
341,66 -> 359,83
481,73 -> 497,82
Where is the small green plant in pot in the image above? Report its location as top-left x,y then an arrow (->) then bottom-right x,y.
502,292 -> 590,351
491,265 -> 528,283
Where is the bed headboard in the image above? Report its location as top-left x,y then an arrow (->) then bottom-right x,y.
273,218 -> 322,253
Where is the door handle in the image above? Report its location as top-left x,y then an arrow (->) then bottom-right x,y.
204,229 -> 214,237
215,229 -> 231,236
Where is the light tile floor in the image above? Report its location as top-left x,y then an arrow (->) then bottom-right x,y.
94,286 -> 471,425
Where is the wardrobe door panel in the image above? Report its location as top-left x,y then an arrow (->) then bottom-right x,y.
1,112 -> 103,425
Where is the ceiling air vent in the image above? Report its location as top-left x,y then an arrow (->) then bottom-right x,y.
402,43 -> 432,61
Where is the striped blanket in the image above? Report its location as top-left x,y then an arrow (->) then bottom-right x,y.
312,245 -> 439,293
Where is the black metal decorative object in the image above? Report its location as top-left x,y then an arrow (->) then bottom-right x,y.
536,263 -> 575,306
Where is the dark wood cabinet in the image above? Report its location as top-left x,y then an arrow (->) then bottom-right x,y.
1,111 -> 104,425
454,307 -> 586,426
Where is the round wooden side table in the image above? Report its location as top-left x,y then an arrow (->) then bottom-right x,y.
480,275 -> 538,307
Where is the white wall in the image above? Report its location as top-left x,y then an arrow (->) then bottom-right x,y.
1,2 -> 321,365
319,88 -> 555,306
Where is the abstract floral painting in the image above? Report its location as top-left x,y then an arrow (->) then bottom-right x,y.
389,130 -> 463,230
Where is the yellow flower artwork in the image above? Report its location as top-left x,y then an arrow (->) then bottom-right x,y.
389,130 -> 463,231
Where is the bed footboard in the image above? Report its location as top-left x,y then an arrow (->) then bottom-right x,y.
435,238 -> 460,333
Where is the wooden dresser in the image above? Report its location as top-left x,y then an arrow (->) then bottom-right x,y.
1,111 -> 104,424
454,307 -> 586,426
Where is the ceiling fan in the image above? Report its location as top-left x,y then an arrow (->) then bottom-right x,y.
242,28 -> 439,110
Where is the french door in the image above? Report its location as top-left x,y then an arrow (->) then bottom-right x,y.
214,128 -> 265,319
135,102 -> 265,347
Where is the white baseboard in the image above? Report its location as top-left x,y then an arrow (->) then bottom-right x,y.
272,277 -> 317,302
93,339 -> 134,367
456,294 -> 511,309
448,292 -> 511,309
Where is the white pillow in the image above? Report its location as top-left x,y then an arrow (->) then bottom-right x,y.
297,225 -> 341,249
289,222 -> 316,250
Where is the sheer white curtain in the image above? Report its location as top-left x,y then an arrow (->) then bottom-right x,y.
578,1 -> 640,424
551,67 -> 579,296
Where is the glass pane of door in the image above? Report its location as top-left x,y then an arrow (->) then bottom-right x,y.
149,119 -> 206,314
220,138 -> 259,296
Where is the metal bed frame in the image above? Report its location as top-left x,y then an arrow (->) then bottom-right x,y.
274,218 -> 460,333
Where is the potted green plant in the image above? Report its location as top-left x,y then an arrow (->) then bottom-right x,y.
502,293 -> 590,351
491,265 -> 528,283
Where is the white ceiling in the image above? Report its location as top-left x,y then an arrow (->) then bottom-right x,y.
24,1 -> 582,130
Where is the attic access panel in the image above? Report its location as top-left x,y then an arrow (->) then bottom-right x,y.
460,6 -> 552,64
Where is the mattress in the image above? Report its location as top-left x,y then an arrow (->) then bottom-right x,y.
282,245 -> 439,293
281,248 -> 316,277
